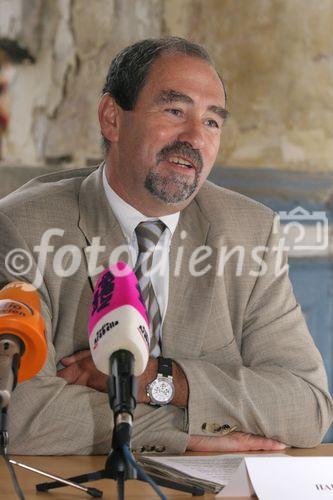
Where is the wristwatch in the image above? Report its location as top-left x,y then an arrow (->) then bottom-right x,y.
146,357 -> 175,405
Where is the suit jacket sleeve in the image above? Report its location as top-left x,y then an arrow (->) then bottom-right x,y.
0,210 -> 188,454
175,215 -> 333,447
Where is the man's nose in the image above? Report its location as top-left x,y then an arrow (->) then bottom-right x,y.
177,120 -> 205,150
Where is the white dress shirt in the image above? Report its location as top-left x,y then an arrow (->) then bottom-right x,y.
102,167 -> 179,329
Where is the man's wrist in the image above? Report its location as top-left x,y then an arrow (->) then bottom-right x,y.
146,357 -> 175,405
136,357 -> 189,407
137,357 -> 158,403
171,360 -> 189,408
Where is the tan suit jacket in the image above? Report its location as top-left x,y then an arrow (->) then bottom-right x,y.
0,166 -> 332,454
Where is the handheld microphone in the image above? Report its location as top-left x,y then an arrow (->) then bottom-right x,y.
0,282 -> 47,409
88,262 -> 150,445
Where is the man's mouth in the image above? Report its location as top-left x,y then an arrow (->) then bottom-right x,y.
167,156 -> 195,170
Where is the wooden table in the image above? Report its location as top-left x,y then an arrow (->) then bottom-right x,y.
1,445 -> 332,499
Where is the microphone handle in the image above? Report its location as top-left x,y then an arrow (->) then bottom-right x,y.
108,350 -> 137,446
0,336 -> 22,409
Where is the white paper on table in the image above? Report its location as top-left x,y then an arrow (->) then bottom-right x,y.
244,457 -> 333,500
217,458 -> 255,497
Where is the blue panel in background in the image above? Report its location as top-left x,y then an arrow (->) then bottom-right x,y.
208,166 -> 333,220
209,167 -> 333,442
289,259 -> 333,443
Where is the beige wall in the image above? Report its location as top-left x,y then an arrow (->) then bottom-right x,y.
1,0 -> 333,171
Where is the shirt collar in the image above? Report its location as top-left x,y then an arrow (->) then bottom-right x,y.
102,166 -> 179,242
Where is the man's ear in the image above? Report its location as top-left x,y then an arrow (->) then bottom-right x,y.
98,94 -> 121,143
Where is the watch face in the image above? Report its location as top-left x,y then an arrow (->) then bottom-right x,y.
149,377 -> 174,404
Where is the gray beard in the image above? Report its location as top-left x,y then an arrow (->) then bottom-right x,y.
144,170 -> 199,204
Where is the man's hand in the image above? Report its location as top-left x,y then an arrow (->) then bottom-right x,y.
187,432 -> 288,452
57,350 -> 109,392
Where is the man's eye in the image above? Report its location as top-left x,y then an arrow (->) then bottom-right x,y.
165,108 -> 183,116
206,118 -> 219,128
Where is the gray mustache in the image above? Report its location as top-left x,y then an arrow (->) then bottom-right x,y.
156,141 -> 203,172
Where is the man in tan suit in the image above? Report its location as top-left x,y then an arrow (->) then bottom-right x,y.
1,38 -> 332,455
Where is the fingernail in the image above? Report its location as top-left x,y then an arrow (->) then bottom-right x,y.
275,443 -> 288,449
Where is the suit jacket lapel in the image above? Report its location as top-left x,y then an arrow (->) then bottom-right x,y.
162,200 -> 215,359
78,165 -> 128,290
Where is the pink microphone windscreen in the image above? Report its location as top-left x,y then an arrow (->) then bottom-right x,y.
88,262 -> 149,336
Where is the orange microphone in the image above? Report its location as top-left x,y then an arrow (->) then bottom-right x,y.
0,282 -> 47,409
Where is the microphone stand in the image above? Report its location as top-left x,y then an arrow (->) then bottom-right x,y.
0,291 -> 98,497
36,350 -> 204,499
1,352 -> 100,499
1,406 -> 24,499
0,344 -> 25,500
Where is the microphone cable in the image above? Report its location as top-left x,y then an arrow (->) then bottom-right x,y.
122,444 -> 166,500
